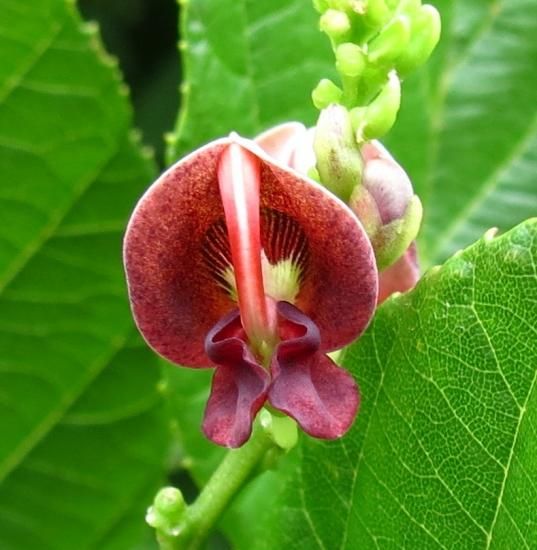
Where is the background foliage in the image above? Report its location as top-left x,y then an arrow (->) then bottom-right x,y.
0,0 -> 536,549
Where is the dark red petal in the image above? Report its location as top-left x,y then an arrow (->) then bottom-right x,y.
124,139 -> 233,367
378,242 -> 420,304
268,302 -> 360,439
236,138 -> 378,351
203,309 -> 270,448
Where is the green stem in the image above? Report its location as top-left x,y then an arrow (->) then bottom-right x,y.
340,73 -> 360,108
165,425 -> 273,549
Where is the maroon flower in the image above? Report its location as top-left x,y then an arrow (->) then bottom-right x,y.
124,132 -> 377,447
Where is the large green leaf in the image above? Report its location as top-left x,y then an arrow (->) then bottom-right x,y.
0,1 -> 166,547
0,334 -> 166,550
258,219 -> 537,549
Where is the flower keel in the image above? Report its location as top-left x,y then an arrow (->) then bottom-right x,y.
269,301 -> 359,439
204,309 -> 270,448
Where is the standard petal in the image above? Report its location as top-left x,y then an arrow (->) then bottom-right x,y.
290,127 -> 316,175
203,309 -> 270,448
378,242 -> 420,304
236,137 -> 378,351
255,122 -> 307,165
268,302 -> 360,439
124,139 -> 234,367
217,142 -> 272,347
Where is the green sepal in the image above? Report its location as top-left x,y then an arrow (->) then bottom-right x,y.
361,0 -> 391,29
312,78 -> 344,109
351,71 -> 401,141
368,14 -> 411,63
395,4 -> 441,76
374,194 -> 423,270
313,104 -> 363,202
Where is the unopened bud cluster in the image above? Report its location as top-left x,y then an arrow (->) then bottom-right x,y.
310,0 -> 440,270
312,0 -> 441,142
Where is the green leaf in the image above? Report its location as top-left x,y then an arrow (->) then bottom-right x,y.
0,1 -> 166,547
386,0 -> 537,265
0,335 -> 166,550
257,219 -> 537,549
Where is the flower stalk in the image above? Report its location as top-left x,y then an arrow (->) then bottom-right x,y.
149,422 -> 276,550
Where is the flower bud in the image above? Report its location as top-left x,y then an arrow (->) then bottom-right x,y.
260,409 -> 298,451
350,141 -> 422,269
395,5 -> 441,76
146,487 -> 186,535
320,9 -> 352,41
335,43 -> 367,77
368,15 -> 411,63
351,71 -> 401,141
361,0 -> 390,29
313,104 -> 363,202
312,78 -> 343,109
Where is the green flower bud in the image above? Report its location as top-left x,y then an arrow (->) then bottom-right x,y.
320,9 -> 352,41
335,43 -> 367,77
260,409 -> 298,451
312,78 -> 343,109
146,487 -> 186,535
313,104 -> 363,202
395,5 -> 441,76
352,71 -> 401,141
368,15 -> 411,63
362,0 -> 390,29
